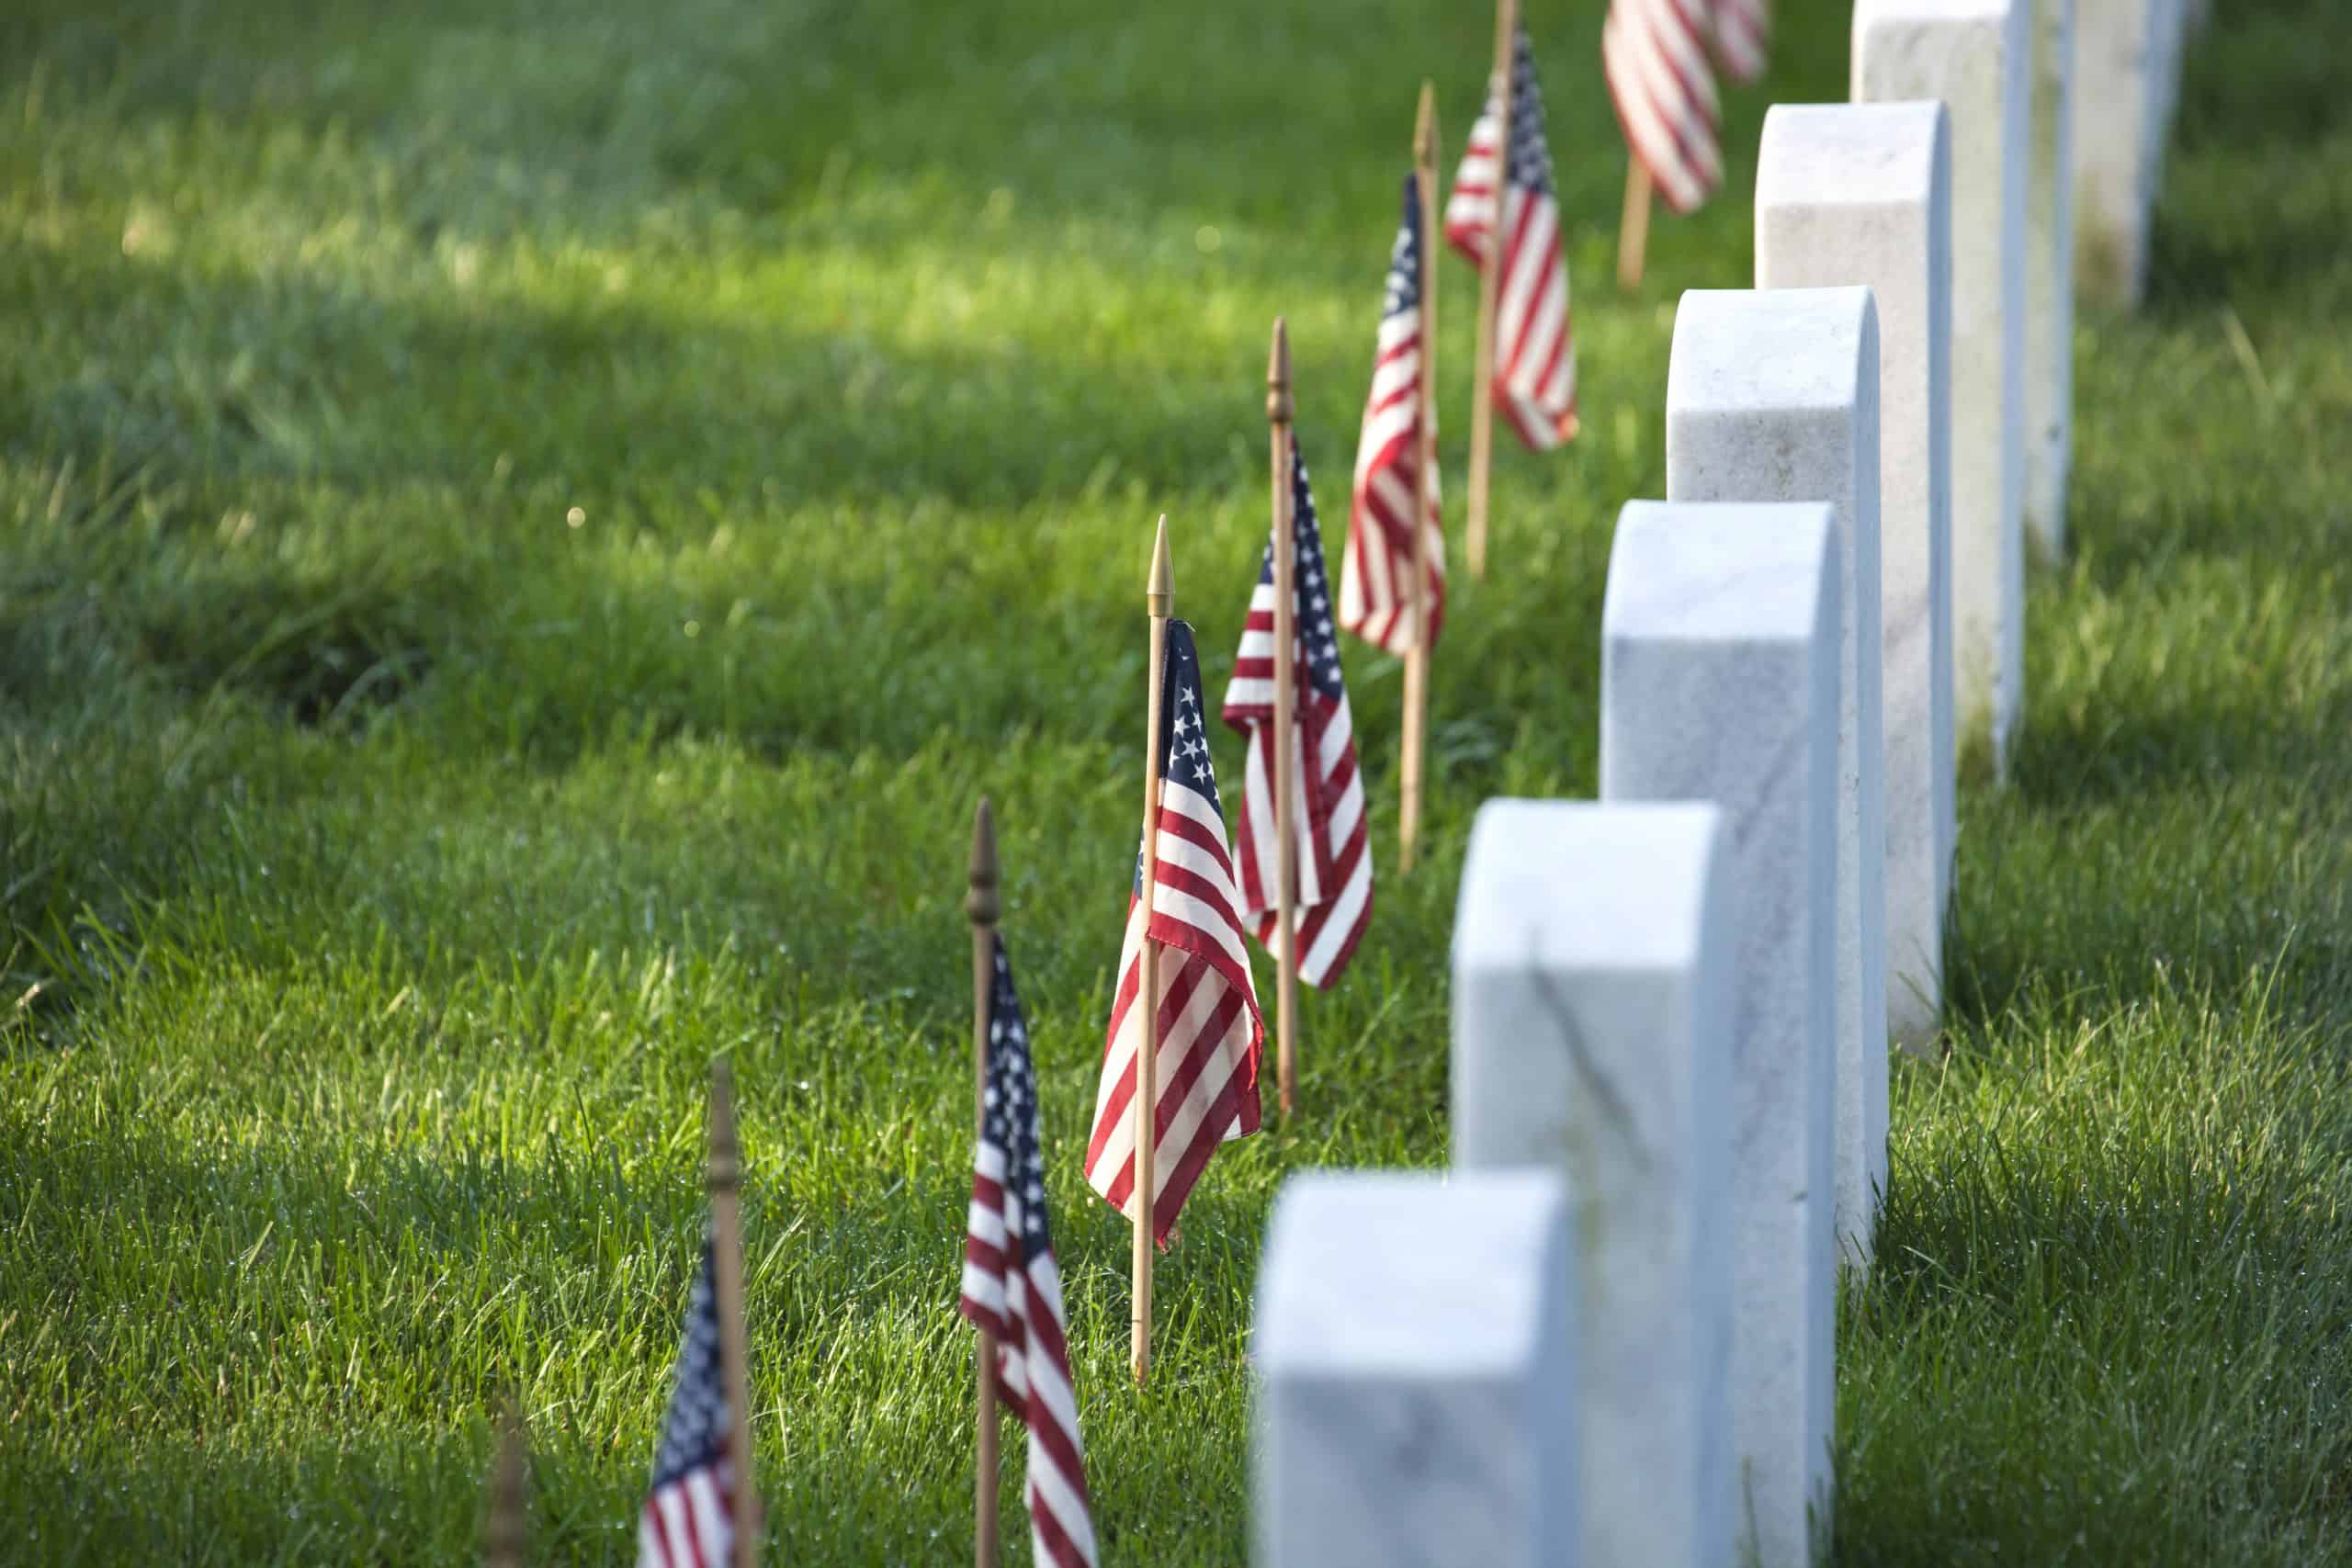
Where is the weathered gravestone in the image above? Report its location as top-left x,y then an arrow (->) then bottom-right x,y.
1667,287 -> 1889,1262
2026,0 -> 2076,553
2070,0 -> 2165,306
1252,1169 -> 1579,1568
1600,502 -> 1838,1568
1854,0 -> 2028,765
1453,799 -> 1734,1568
1754,102 -> 1955,1055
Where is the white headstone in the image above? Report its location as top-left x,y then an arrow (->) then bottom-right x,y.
1666,287 -> 1889,1261
1855,0 -> 2029,764
2026,0 -> 2076,553
1754,102 -> 1955,1054
1453,799 -> 1733,1568
1252,1169 -> 1578,1568
1600,502 -> 1838,1568
2070,0 -> 2163,305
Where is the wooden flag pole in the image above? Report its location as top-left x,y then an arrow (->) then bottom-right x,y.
1266,319 -> 1301,1122
1617,158 -> 1654,292
707,1062 -> 762,1568
1402,83 -> 1439,877
1465,0 -> 1520,581
481,1397 -> 527,1568
1133,514 -> 1171,1387
967,799 -> 1001,1568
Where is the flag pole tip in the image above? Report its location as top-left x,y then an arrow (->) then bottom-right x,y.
1148,514 -> 1173,610
482,1396 -> 528,1566
1266,320 -> 1293,425
1415,82 -> 1436,159
967,798 -> 1001,927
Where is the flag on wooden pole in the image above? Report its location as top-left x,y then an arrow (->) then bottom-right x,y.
637,1239 -> 741,1568
639,1069 -> 760,1568
1226,446 -> 1374,991
959,933 -> 1099,1568
1447,21 -> 1581,457
1342,171 -> 1446,660
1084,618 -> 1264,1246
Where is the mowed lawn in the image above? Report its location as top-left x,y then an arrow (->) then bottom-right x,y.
6,0 -> 2352,1561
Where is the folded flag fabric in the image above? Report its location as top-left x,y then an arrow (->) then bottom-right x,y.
1085,619 -> 1265,1243
1444,24 -> 1581,450
1604,0 -> 1726,215
1716,0 -> 1770,84
960,941 -> 1099,1568
1341,171 -> 1446,659
1224,446 -> 1375,990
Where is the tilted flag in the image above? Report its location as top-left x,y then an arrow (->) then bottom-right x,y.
1085,619 -> 1265,1243
960,942 -> 1099,1568
1341,172 -> 1446,659
1715,0 -> 1770,84
1225,447 -> 1374,989
1603,0 -> 1725,215
638,1241 -> 735,1568
1444,25 -> 1580,451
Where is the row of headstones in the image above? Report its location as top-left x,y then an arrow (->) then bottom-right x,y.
1246,1 -> 2199,1563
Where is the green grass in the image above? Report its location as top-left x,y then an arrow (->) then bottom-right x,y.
4,0 -> 2351,1560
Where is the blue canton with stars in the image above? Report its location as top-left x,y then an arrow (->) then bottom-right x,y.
647,1237 -> 729,1493
1135,619 -> 1225,897
1505,27 -> 1559,198
1256,446 -> 1349,703
1383,173 -> 1424,321
979,942 -> 1057,1260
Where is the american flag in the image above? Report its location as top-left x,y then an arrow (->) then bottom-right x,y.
638,1240 -> 736,1568
1340,172 -> 1446,659
1084,619 -> 1265,1244
1225,446 -> 1374,989
1444,25 -> 1580,451
1603,0 -> 1725,216
1715,0 -> 1770,84
959,941 -> 1099,1568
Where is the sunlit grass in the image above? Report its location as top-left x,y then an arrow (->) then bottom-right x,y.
5,0 -> 2352,1561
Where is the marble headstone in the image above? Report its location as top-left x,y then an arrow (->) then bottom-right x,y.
1755,101 -> 1955,1055
1855,0 -> 2029,766
2070,0 -> 2163,306
1253,1169 -> 1578,1568
1600,502 -> 1839,1568
1453,799 -> 1734,1568
1666,287 -> 1889,1261
2026,0 -> 2076,553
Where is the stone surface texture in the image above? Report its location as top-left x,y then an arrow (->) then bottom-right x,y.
1453,799 -> 1734,1568
2025,0 -> 2076,554
1253,1169 -> 1578,1568
1600,502 -> 1839,1568
1855,0 -> 2028,764
1666,286 -> 1889,1262
1755,101 -> 1955,1053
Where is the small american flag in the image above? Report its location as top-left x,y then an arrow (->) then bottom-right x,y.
1085,619 -> 1265,1243
1445,25 -> 1580,451
1715,0 -> 1770,84
1340,172 -> 1446,659
1603,0 -> 1725,215
959,942 -> 1099,1568
1225,446 -> 1374,989
638,1240 -> 736,1568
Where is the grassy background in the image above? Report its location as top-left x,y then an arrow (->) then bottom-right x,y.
4,0 -> 2351,1561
